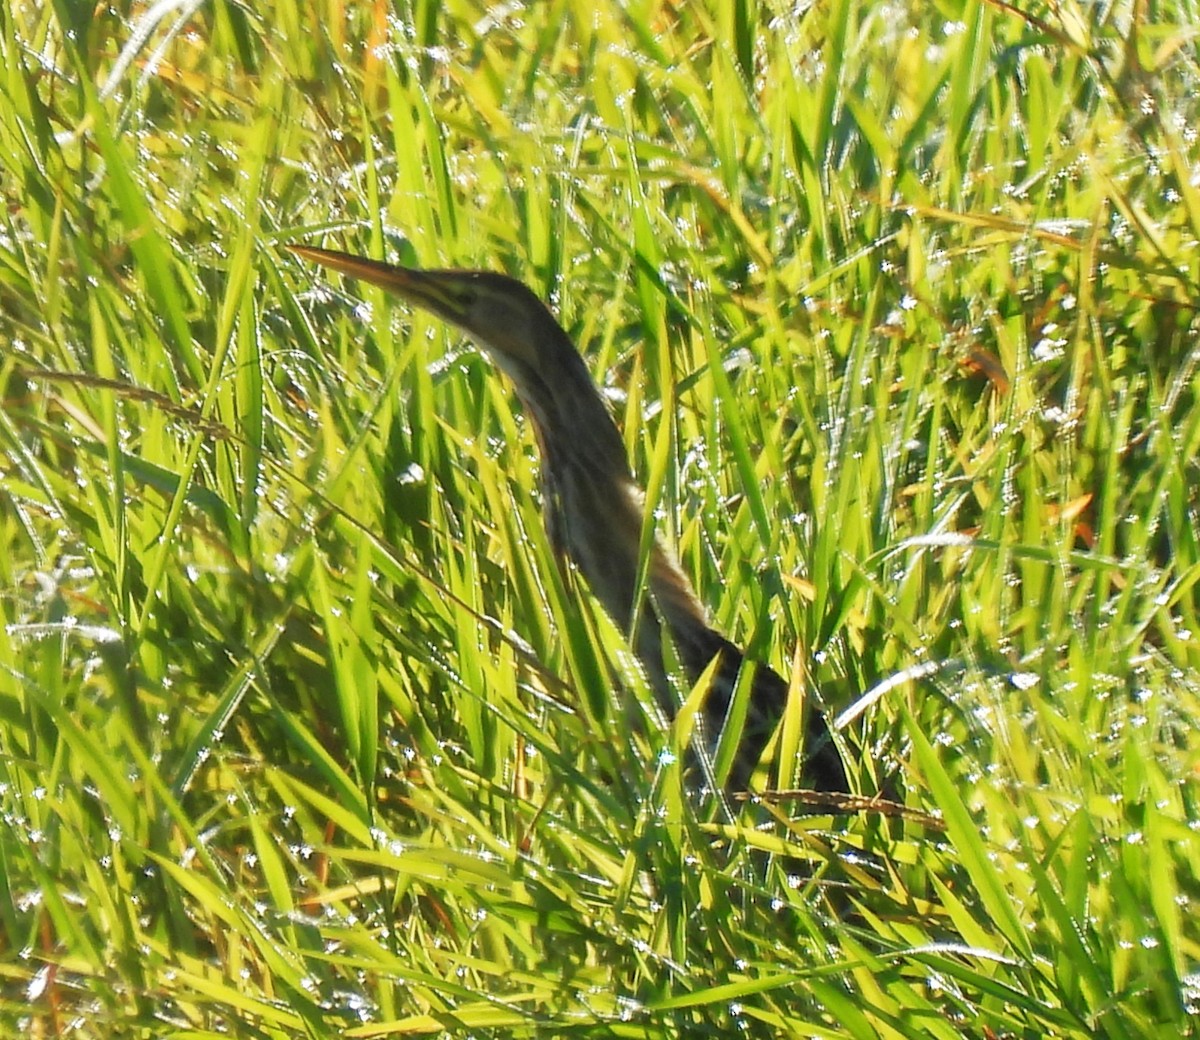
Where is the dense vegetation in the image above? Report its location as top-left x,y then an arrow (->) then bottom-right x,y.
2,0 -> 1198,1036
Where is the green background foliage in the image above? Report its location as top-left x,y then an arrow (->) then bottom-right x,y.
1,0 -> 1198,1036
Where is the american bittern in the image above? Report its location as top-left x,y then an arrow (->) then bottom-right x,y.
290,244 -> 849,796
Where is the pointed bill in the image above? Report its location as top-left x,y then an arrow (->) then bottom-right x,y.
287,244 -> 467,321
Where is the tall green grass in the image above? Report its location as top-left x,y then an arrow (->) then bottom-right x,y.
1,0 -> 1198,1036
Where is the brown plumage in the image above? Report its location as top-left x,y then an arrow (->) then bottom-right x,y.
290,245 -> 849,795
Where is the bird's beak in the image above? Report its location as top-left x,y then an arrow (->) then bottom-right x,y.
287,244 -> 466,322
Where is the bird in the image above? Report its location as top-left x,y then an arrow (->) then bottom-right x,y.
289,243 -> 850,797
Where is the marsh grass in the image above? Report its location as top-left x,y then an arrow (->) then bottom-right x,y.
1,0 -> 1198,1036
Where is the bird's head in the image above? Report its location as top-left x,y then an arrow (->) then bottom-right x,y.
289,243 -> 629,479
287,245 -> 565,387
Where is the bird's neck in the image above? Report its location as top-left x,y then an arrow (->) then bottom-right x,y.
510,340 -> 716,692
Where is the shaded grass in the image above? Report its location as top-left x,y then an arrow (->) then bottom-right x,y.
1,0 -> 1199,1036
